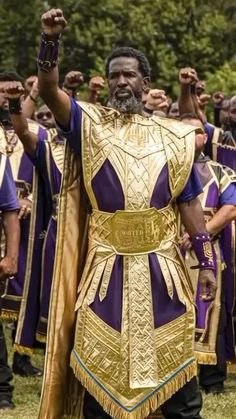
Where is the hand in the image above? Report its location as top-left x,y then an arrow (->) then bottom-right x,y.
3,81 -> 25,100
41,8 -> 67,37
196,80 -> 206,95
64,71 -> 84,89
198,93 -> 211,110
24,75 -> 38,93
198,269 -> 217,301
179,68 -> 198,86
18,198 -> 32,220
89,76 -> 105,94
212,91 -> 224,105
179,232 -> 192,251
145,89 -> 168,111
0,256 -> 17,282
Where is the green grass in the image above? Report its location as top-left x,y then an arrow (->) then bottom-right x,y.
1,325 -> 236,418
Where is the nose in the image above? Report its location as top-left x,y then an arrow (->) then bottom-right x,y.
117,74 -> 128,88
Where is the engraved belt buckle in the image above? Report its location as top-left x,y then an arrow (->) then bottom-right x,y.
110,208 -> 161,254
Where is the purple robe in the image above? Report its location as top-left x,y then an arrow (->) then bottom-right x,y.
184,154 -> 236,362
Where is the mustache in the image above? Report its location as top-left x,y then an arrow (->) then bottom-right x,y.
114,88 -> 133,96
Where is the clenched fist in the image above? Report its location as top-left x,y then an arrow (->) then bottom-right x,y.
212,91 -> 225,105
3,81 -> 24,100
64,71 -> 84,89
41,8 -> 67,37
89,76 -> 105,94
145,89 -> 168,111
179,68 -> 198,86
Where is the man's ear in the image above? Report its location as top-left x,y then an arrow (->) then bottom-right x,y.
142,76 -> 150,92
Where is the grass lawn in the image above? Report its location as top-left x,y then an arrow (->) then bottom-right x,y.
1,324 -> 236,419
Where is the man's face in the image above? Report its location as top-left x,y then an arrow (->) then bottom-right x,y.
35,105 -> 56,129
107,57 -> 148,113
229,98 -> 236,125
220,99 -> 230,125
168,102 -> 179,119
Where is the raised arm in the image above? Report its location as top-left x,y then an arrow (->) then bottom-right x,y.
178,67 -> 198,117
4,81 -> 38,155
38,8 -> 71,128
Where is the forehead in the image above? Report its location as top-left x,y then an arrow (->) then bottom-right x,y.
109,57 -> 140,73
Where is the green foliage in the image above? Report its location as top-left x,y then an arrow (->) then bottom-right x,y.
0,0 -> 235,97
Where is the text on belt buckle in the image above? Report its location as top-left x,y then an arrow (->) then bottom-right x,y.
110,208 -> 161,254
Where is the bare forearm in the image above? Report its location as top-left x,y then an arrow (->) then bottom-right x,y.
87,90 -> 98,105
206,205 -> 236,235
178,197 -> 207,235
22,96 -> 36,119
38,67 -> 71,128
10,113 -> 37,155
178,85 -> 195,116
3,211 -> 20,261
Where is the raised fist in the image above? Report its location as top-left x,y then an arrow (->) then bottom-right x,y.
145,89 -> 168,111
24,75 -> 38,93
179,68 -> 198,86
64,71 -> 84,89
3,81 -> 24,100
198,93 -> 211,110
212,91 -> 225,105
196,80 -> 206,96
89,76 -> 105,94
41,8 -> 67,37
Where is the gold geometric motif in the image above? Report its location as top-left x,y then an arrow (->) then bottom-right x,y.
203,241 -> 213,263
126,254 -> 158,388
73,306 -> 195,407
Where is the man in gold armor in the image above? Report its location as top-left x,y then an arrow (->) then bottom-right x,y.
36,8 -> 217,419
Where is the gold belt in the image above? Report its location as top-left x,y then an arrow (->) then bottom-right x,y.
89,206 -> 177,254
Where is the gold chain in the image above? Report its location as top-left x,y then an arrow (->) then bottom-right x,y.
0,122 -> 18,155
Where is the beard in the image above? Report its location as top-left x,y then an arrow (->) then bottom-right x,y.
0,108 -> 12,128
109,93 -> 141,114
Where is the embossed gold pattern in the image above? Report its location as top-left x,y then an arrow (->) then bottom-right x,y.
89,207 -> 177,255
69,104 -> 198,416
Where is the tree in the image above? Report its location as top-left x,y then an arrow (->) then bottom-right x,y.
0,0 -> 235,98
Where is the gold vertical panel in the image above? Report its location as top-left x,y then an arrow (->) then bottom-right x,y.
128,254 -> 158,388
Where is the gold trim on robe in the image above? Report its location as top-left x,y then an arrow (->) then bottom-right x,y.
38,104 -> 199,419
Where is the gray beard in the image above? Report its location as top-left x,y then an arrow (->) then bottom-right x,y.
109,95 -> 141,113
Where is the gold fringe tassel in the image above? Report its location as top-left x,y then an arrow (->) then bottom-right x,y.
1,310 -> 19,321
227,362 -> 236,373
195,351 -> 217,365
70,354 -> 197,419
36,332 -> 47,343
13,343 -> 34,356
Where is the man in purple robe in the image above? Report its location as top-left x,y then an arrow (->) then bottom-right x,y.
0,72 -> 43,377
179,116 -> 236,394
0,148 -> 20,410
3,87 -> 64,344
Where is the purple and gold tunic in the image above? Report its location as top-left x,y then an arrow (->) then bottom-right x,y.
0,126 -> 43,326
46,99 -> 204,418
183,154 -> 236,364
